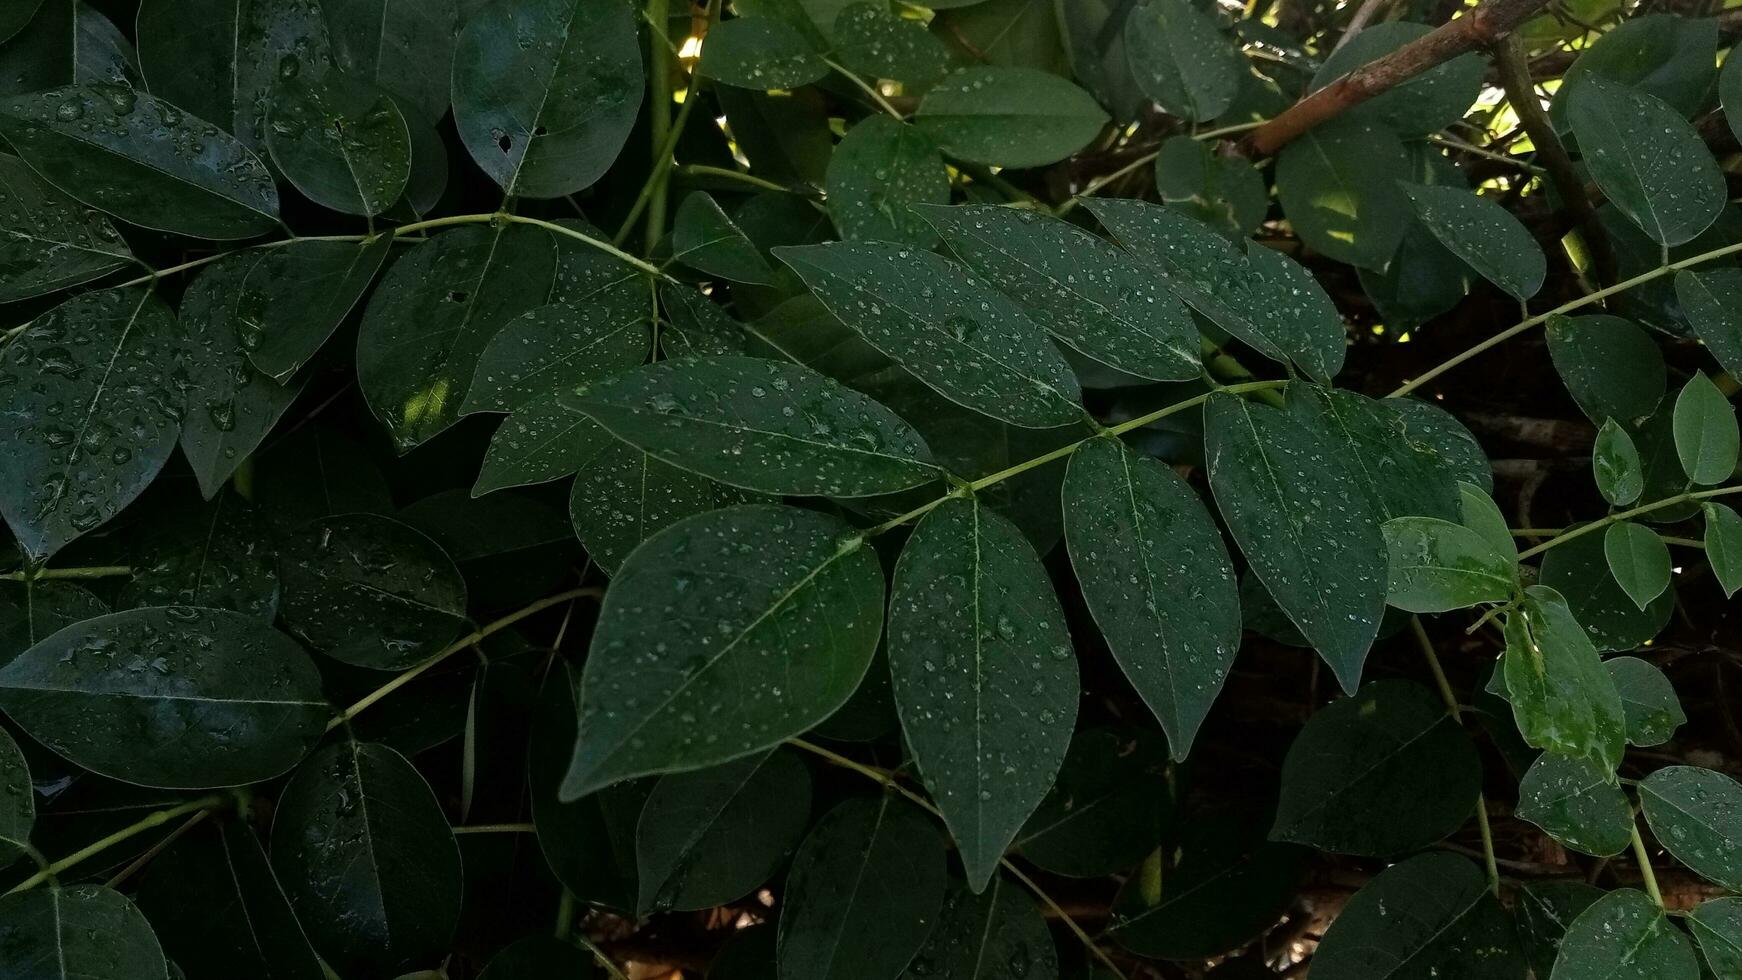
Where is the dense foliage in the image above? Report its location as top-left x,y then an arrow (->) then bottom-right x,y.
2,0 -> 1742,978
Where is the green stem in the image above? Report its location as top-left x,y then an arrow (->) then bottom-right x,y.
554,888 -> 577,941
1393,237 -> 1742,397
1516,485 -> 1742,561
1630,820 -> 1664,907
387,213 -> 672,280
824,57 -> 904,119
0,565 -> 132,582
451,823 -> 536,834
1411,617 -> 1500,894
5,795 -> 227,895
576,936 -> 633,980
677,164 -> 796,195
645,0 -> 673,254
615,82 -> 703,247
327,587 -> 601,731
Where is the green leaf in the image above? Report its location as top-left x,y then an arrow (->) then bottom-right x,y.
1152,135 -> 1267,239
136,820 -> 324,980
265,70 -> 409,217
117,491 -> 279,617
1640,765 -> 1742,891
277,513 -> 468,670
1272,680 -> 1480,857
0,151 -> 132,302
1085,199 -> 1346,382
563,505 -> 882,797
568,440 -> 755,574
464,298 -> 648,415
1516,753 -> 1633,856
912,66 -> 1109,169
1673,372 -> 1738,485
1063,437 -> 1239,757
1690,898 -> 1742,980
1204,392 -> 1387,693
452,0 -> 642,198
1674,267 -> 1742,381
672,192 -> 779,285
241,236 -> 394,383
1594,419 -> 1644,506
0,0 -> 141,97
0,289 -> 182,561
1604,521 -> 1672,610
1312,22 -> 1484,135
0,1 -> 42,46
565,356 -> 939,497
888,495 -> 1078,889
635,748 -> 811,912
1382,516 -> 1516,613
0,885 -> 168,980
1546,314 -> 1666,425
0,725 -> 31,868
775,241 -> 1084,427
0,581 -> 106,666
698,15 -> 827,89
175,254 -> 302,500
930,0 -> 1065,71
1540,528 -> 1673,653
779,795 -> 947,980
478,936 -> 599,980
901,875 -> 1057,980
1123,0 -> 1241,121
356,224 -> 558,451
252,424 -> 393,527
920,204 -> 1201,381
832,3 -> 948,84
1276,117 -> 1410,271
1567,75 -> 1724,246
1517,881 -> 1604,980
1460,481 -> 1517,562
1704,501 -> 1742,598
1501,586 -> 1627,771
270,740 -> 463,977
321,0 -> 459,124
1549,888 -> 1698,980
659,281 -> 748,356
0,606 -> 327,788
1014,727 -> 1170,877
528,664 -> 639,911
1606,656 -> 1684,746
716,87 -> 832,187
825,116 -> 949,249
1311,853 -> 1525,980
0,84 -> 278,239
1401,183 -> 1545,300
1556,13 -> 1716,122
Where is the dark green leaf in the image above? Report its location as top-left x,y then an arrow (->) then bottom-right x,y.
241,236 -> 394,383
452,0 -> 642,198
1272,680 -> 1480,857
826,116 -> 949,249
277,513 -> 468,671
1014,727 -> 1170,877
1549,888 -> 1698,980
1276,117 -> 1411,271
0,84 -> 278,239
1516,753 -> 1632,856
1546,314 -> 1665,425
1517,881 -> 1603,980
900,875 -> 1058,980
0,580 -> 106,666
1539,528 -> 1673,653
0,725 -> 30,868
478,936 -> 599,980
1063,437 -> 1239,757
136,820 -> 324,980
1567,75 -> 1723,246
528,664 -> 639,911
1401,183 -> 1545,300
1690,898 -> 1742,980
1310,852 -> 1525,980
1152,135 -> 1267,239
888,495 -> 1077,888
635,748 -> 811,912
672,192 -> 778,285
0,885 -> 168,980
1124,0 -> 1241,121
356,224 -> 557,450
1205,392 -> 1387,693
270,740 -> 463,977
659,282 -> 748,356
265,70 -> 410,217
1556,13 -> 1716,122
930,0 -> 1066,71
777,795 -> 947,980
1603,521 -> 1671,610
1286,386 -> 1467,524
1606,656 -> 1683,746
832,3 -> 948,84
699,15 -> 827,89
1312,22 -> 1484,135
1460,482 -> 1516,561
1383,516 -> 1515,612
1594,419 -> 1644,506
0,1 -> 42,46
464,297 -> 648,415
912,67 -> 1109,169
1640,765 -> 1742,891
0,606 -> 327,788
0,289 -> 182,561
775,241 -> 1084,427
1674,267 -> 1742,381
566,356 -> 939,497
0,0 -> 140,97
567,440 -> 754,573
1704,501 -> 1742,598
920,204 -> 1201,382
117,491 -> 279,617
252,424 -> 393,527
1501,586 -> 1626,771
1673,372 -> 1738,485
0,151 -> 132,303
563,505 -> 882,797
321,0 -> 459,124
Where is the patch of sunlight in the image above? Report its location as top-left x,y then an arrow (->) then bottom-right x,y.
403,378 -> 450,426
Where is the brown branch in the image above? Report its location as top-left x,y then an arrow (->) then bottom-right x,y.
1239,0 -> 1554,157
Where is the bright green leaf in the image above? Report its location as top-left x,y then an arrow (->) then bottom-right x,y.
1501,586 -> 1627,771
1594,419 -> 1644,505
1382,516 -> 1515,613
1606,656 -> 1684,746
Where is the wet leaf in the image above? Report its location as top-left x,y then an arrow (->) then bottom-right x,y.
270,740 -> 463,977
562,505 -> 883,797
1310,853 -> 1525,980
118,491 -> 279,617
1690,898 -> 1742,980
277,513 -> 468,671
1674,267 -> 1742,381
1606,656 -> 1683,746
1539,528 -> 1673,653
0,725 -> 30,868
1517,881 -> 1603,979
1567,75 -> 1724,246
1639,765 -> 1742,892
1546,314 -> 1665,426
889,495 -> 1077,889
0,605 -> 328,788
266,70 -> 410,217
0,884 -> 169,980
0,289 -> 183,561
476,395 -> 608,495
1063,437 -> 1239,758
567,440 -> 754,574
0,0 -> 141,97
672,192 -> 778,285
698,15 -> 828,89
912,66 -> 1109,169
464,296 -> 648,415
1516,753 -> 1633,856
1672,371 -> 1738,485
1152,135 -> 1267,239
1704,501 -> 1742,598
452,0 -> 642,198
826,116 -> 949,249
1401,183 -> 1546,300
1501,586 -> 1627,771
0,151 -> 132,303
832,3 -> 948,85
322,0 -> 459,124
777,795 -> 947,980
241,235 -> 394,383
1382,516 -> 1515,612
1276,117 -> 1411,271
1549,888 -> 1698,980
1273,680 -> 1480,857
1594,419 -> 1644,506
1124,0 -> 1241,121
1603,521 -> 1671,610
899,875 -> 1057,980
0,580 -> 106,666
776,240 -> 1084,428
